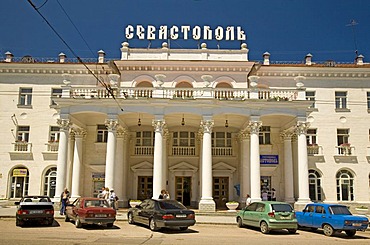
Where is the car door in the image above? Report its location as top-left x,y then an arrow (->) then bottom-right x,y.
135,200 -> 149,224
300,205 -> 315,227
141,199 -> 155,224
312,205 -> 326,228
254,203 -> 266,226
243,202 -> 258,226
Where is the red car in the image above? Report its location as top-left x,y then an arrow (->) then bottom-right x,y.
65,197 -> 116,228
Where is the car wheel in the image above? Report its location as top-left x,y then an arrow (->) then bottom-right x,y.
179,227 -> 188,231
65,214 -> 70,222
75,216 -> 82,228
237,217 -> 244,228
260,221 -> 270,234
128,212 -> 134,224
16,219 -> 23,227
288,229 -> 297,234
48,219 -> 54,226
149,218 -> 159,231
106,223 -> 114,228
345,230 -> 356,237
323,224 -> 335,236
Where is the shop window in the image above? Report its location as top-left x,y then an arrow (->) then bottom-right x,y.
10,167 -> 29,198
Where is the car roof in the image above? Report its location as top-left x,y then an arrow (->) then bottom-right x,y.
306,203 -> 346,207
79,197 -> 105,201
252,201 -> 291,205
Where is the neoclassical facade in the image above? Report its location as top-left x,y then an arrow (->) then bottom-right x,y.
1,42 -> 369,211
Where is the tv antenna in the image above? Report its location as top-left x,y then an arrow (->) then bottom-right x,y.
346,20 -> 359,57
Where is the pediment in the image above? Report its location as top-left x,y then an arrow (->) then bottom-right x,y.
212,161 -> 236,173
131,161 -> 153,172
169,161 -> 198,172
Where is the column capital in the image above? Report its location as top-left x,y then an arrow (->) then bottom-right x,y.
152,119 -> 166,133
57,119 -> 72,131
116,127 -> 129,139
200,120 -> 214,133
238,130 -> 250,141
105,119 -> 119,131
295,121 -> 310,135
71,128 -> 87,139
280,130 -> 294,141
248,121 -> 262,134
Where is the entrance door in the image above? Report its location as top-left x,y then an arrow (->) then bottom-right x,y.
137,176 -> 153,200
213,177 -> 229,209
175,176 -> 191,206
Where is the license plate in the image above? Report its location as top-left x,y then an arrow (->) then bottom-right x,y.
95,214 -> 107,218
353,223 -> 361,227
30,210 -> 43,214
176,214 -> 187,218
280,216 -> 290,220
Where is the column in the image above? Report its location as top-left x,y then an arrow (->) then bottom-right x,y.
105,119 -> 118,190
239,131 -> 250,205
249,120 -> 262,202
152,119 -> 166,199
162,129 -> 169,191
281,131 -> 295,203
199,119 -> 216,212
54,119 -> 71,201
71,128 -> 86,198
114,127 -> 127,207
296,121 -> 311,203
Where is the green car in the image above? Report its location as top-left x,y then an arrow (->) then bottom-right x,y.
236,201 -> 298,234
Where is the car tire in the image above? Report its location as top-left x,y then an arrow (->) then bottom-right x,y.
48,219 -> 54,226
75,216 -> 82,228
65,214 -> 70,222
260,221 -> 270,234
237,217 -> 244,228
107,223 -> 114,228
149,218 -> 159,231
179,227 -> 188,231
288,229 -> 297,234
128,212 -> 134,224
16,219 -> 23,227
323,224 -> 335,236
345,230 -> 356,237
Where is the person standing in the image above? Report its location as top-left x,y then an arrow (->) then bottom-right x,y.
158,189 -> 165,199
246,194 -> 252,206
164,190 -> 170,199
261,190 -> 268,201
271,188 -> 277,201
109,189 -> 117,209
60,188 -> 70,215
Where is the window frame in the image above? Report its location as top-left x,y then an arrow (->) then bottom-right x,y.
18,87 -> 33,107
259,126 -> 271,145
97,124 -> 108,143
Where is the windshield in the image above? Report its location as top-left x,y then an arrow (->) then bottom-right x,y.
159,200 -> 186,210
329,205 -> 351,215
84,200 -> 109,208
271,204 -> 293,212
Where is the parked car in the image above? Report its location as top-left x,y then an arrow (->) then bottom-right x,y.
296,203 -> 369,237
236,201 -> 298,234
15,195 -> 54,226
65,197 -> 116,228
127,199 -> 196,231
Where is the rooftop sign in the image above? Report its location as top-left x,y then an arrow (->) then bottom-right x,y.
125,25 -> 246,41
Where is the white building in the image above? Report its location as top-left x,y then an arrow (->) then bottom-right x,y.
0,42 -> 369,211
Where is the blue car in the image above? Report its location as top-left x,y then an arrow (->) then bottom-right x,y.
296,203 -> 369,237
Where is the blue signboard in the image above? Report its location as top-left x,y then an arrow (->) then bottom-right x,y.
260,155 -> 279,165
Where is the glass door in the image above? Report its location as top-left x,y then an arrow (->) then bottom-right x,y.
175,176 -> 191,206
137,176 -> 153,200
213,177 -> 229,209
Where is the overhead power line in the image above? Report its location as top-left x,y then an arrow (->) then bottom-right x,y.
26,0 -> 124,111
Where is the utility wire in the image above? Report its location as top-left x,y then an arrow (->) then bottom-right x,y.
26,0 -> 124,111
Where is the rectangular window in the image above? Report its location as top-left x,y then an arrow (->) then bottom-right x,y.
211,132 -> 232,147
337,129 -> 349,145
97,124 -> 108,143
136,131 -> 154,146
259,126 -> 271,144
306,129 -> 317,145
367,92 -> 370,110
335,91 -> 347,109
51,88 -> 62,106
17,126 -> 30,142
306,91 -> 316,108
49,126 -> 60,142
18,88 -> 32,106
173,131 -> 195,147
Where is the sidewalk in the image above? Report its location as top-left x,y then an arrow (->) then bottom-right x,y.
0,202 -> 237,225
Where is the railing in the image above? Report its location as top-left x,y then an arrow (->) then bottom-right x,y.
307,145 -> 322,155
212,147 -> 233,156
134,146 -> 154,155
172,146 -> 196,156
335,145 -> 355,156
12,142 -> 32,152
46,142 -> 59,152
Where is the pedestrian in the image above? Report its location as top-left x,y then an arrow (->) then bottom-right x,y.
261,190 -> 268,201
159,189 -> 166,199
246,194 -> 252,206
60,187 -> 70,215
109,189 -> 117,209
104,187 -> 110,200
98,186 -> 106,198
164,190 -> 170,199
271,188 -> 276,201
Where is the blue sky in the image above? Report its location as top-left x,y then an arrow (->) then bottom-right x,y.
1,0 -> 369,62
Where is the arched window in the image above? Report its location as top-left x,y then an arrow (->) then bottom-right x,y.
10,167 -> 29,198
308,169 -> 322,201
215,82 -> 233,99
336,169 -> 354,201
135,81 -> 153,98
175,81 -> 193,99
43,167 -> 57,197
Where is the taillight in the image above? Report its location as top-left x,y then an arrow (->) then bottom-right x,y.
187,214 -> 195,219
344,220 -> 351,225
17,210 -> 29,215
45,209 -> 54,215
87,213 -> 94,218
268,212 -> 275,217
162,214 -> 175,220
362,221 -> 369,225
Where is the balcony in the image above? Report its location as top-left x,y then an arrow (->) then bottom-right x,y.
307,144 -> 322,155
12,141 -> 32,152
212,147 -> 233,156
172,146 -> 196,156
335,144 -> 355,156
46,142 -> 59,152
134,146 -> 154,155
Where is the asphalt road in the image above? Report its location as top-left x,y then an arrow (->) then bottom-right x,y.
0,218 -> 369,245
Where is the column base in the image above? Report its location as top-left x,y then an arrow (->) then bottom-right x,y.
296,198 -> 311,204
198,198 -> 216,212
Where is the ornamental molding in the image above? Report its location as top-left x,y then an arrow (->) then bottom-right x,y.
152,119 -> 166,133
57,119 -> 72,131
247,121 -> 262,134
200,120 -> 214,133
71,128 -> 87,139
295,121 -> 310,135
105,119 -> 119,131
118,65 -> 250,73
